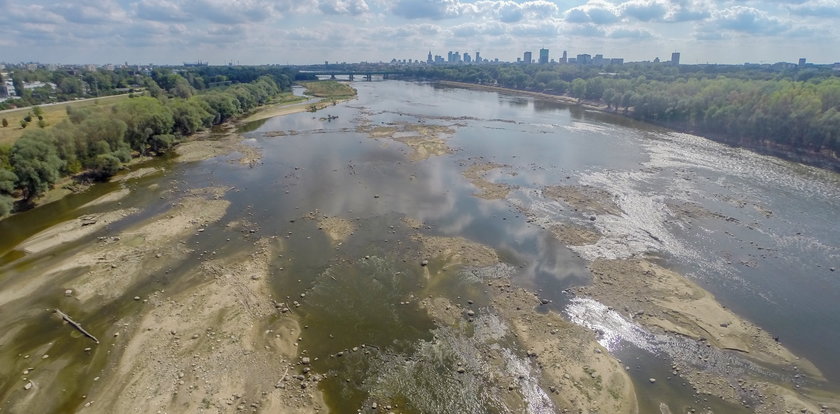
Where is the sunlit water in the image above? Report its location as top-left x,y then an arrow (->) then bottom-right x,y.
1,81 -> 839,412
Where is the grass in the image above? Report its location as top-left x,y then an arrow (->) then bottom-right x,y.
0,94 -> 132,147
301,80 -> 357,98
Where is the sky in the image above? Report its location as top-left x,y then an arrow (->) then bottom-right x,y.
1,0 -> 839,65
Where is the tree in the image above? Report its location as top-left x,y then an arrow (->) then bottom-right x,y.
20,120 -> 28,128
38,119 -> 47,128
32,106 -> 44,118
92,154 -> 121,179
10,131 -> 64,200
571,78 -> 587,102
1,118 -> 7,128
0,167 -> 15,216
113,97 -> 174,153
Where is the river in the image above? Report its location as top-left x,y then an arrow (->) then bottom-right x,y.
1,80 -> 838,413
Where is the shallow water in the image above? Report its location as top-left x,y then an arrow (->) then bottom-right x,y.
1,80 -> 839,412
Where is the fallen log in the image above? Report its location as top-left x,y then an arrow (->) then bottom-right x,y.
55,309 -> 99,344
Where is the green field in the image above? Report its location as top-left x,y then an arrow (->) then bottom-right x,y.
0,94 -> 132,147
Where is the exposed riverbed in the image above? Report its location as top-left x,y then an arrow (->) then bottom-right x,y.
1,81 -> 838,413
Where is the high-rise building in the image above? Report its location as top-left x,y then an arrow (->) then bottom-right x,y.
454,51 -> 461,63
561,50 -> 567,64
524,51 -> 532,64
576,54 -> 591,65
427,51 -> 433,64
593,54 -> 604,66
538,48 -> 549,64
671,52 -> 680,65
475,52 -> 481,63
463,53 -> 472,63
799,58 -> 807,66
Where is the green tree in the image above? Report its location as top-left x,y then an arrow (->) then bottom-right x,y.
1,118 -> 7,128
0,166 -> 16,216
32,106 -> 44,118
571,78 -> 587,102
10,131 -> 64,200
92,154 -> 121,179
113,97 -> 174,153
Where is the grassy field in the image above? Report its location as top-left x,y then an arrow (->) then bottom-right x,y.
0,94 -> 131,147
300,81 -> 357,98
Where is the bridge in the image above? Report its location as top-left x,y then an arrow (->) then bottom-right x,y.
299,70 -> 402,81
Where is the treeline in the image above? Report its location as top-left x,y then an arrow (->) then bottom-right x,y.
1,66 -> 301,110
0,76 -> 282,216
1,68 -> 144,109
400,64 -> 840,162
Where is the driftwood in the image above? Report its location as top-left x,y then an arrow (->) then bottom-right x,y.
55,309 -> 99,344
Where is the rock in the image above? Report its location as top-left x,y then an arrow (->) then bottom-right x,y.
420,260 -> 429,266
649,378 -> 656,383
456,367 -> 465,373
64,289 -> 73,297
589,216 -> 596,221
374,194 -> 380,199
540,298 -> 550,305
251,275 -> 260,280
301,357 -> 311,365
24,382 -> 32,390
372,402 -> 378,409
466,310 -> 475,317
134,296 -> 140,300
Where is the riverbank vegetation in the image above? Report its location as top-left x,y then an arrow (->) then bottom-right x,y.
400,64 -> 840,169
300,80 -> 357,98
0,74 -> 287,217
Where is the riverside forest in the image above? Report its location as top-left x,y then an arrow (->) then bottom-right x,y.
1,62 -> 839,414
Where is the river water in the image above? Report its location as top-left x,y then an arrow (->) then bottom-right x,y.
1,80 -> 838,412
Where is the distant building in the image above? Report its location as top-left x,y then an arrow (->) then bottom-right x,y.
463,53 -> 472,63
475,52 -> 481,63
593,54 -> 604,66
427,51 -> 433,64
576,54 -> 591,64
654,57 -> 661,63
538,48 -> 549,64
523,51 -> 532,64
568,58 -> 577,64
610,58 -> 624,65
561,50 -> 567,64
799,58 -> 807,66
26,63 -> 37,71
671,52 -> 680,65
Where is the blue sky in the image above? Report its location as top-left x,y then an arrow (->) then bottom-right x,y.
1,0 -> 838,65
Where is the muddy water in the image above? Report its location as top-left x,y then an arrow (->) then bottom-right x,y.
1,81 -> 839,413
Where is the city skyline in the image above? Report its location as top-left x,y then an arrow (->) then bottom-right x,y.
1,0 -> 839,65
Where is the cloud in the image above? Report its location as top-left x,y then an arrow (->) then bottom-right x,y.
391,0 -> 464,19
564,23 -> 607,37
564,2 -> 620,24
318,0 -> 370,15
790,0 -> 840,17
620,0 -> 668,21
52,0 -> 127,24
711,6 -> 786,34
608,27 -> 655,38
135,0 -> 192,22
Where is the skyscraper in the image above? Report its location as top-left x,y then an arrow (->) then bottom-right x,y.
427,51 -> 433,64
561,50 -> 567,64
539,48 -> 549,64
524,51 -> 532,64
475,52 -> 480,63
671,52 -> 680,65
